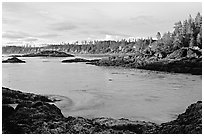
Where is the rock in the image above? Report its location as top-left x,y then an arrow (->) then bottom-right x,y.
2,87 -> 54,104
89,50 -> 201,75
92,117 -> 158,134
31,101 -> 44,108
166,48 -> 187,59
63,116 -> 130,134
62,58 -> 100,63
12,50 -> 75,57
2,87 -> 202,134
2,57 -> 26,63
187,48 -> 202,58
151,101 -> 202,134
2,104 -> 23,134
3,102 -> 64,134
154,51 -> 166,58
2,104 -> 15,119
3,101 -> 128,134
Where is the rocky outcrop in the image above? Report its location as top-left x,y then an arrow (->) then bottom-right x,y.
89,48 -> 202,75
151,101 -> 202,134
2,57 -> 26,63
2,87 -> 202,134
2,105 -> 15,119
12,50 -> 74,57
166,48 -> 202,59
137,57 -> 202,75
62,58 -> 100,63
2,87 -> 54,104
92,117 -> 158,134
2,102 -> 64,134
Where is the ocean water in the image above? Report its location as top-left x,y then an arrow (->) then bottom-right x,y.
2,56 -> 202,124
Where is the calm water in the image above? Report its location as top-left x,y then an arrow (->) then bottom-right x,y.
2,56 -> 202,124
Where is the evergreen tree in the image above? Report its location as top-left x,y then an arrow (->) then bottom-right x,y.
156,32 -> 161,40
195,12 -> 202,28
181,20 -> 188,36
189,36 -> 196,48
173,21 -> 182,35
196,33 -> 202,49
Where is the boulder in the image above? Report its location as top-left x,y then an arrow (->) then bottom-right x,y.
2,104 -> 15,119
187,48 -> 202,58
166,48 -> 187,59
31,101 -> 44,108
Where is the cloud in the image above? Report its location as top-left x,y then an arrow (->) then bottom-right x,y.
2,31 -> 31,39
2,17 -> 21,24
131,15 -> 153,22
130,15 -> 167,25
2,31 -> 38,42
104,35 -> 119,40
50,22 -> 78,31
39,33 -> 60,38
129,15 -> 169,34
99,30 -> 132,37
2,31 -> 60,42
24,38 -> 38,42
4,41 -> 23,45
3,2 -> 27,13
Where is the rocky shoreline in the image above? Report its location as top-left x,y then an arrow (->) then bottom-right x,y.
2,87 -> 202,134
62,58 -> 101,63
88,47 -> 202,75
11,50 -> 74,57
3,47 -> 202,75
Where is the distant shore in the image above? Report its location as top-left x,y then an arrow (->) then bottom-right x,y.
2,87 -> 202,134
3,46 -> 202,75
87,47 -> 202,75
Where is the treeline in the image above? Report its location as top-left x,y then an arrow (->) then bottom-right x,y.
153,12 -> 202,54
2,12 -> 202,55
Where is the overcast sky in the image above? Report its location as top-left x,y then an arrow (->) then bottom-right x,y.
2,2 -> 202,46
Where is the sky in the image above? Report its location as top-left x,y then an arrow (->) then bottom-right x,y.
2,2 -> 202,46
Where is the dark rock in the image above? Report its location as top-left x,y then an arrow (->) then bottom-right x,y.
89,48 -> 201,75
166,48 -> 188,59
2,87 -> 53,104
31,101 -> 44,108
2,87 -> 202,134
92,117 -> 158,134
62,58 -> 100,63
2,57 -> 26,63
12,50 -> 75,57
3,102 -> 64,134
3,101 -> 130,134
2,104 -> 15,119
151,101 -> 202,134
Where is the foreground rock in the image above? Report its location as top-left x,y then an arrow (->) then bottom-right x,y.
12,50 -> 74,57
2,87 -> 202,134
2,87 -> 54,104
2,57 -> 26,63
92,117 -> 158,134
151,101 -> 202,134
62,58 -> 101,63
89,47 -> 202,75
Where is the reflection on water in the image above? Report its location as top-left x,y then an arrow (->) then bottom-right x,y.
2,56 -> 202,124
